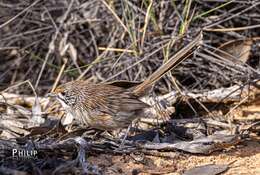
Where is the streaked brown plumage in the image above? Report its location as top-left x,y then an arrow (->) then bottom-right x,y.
54,81 -> 150,130
51,33 -> 202,131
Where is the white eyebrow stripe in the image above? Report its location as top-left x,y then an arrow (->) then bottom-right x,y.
56,93 -> 70,109
57,93 -> 64,100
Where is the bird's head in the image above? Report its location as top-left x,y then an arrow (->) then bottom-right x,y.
48,81 -> 81,108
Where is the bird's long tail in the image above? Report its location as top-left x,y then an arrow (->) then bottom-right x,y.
133,32 -> 203,96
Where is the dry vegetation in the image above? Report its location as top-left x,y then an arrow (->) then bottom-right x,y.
0,0 -> 260,174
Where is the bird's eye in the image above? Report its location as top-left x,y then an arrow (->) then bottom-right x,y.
60,91 -> 66,96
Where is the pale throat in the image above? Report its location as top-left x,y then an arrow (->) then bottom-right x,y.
57,94 -> 71,110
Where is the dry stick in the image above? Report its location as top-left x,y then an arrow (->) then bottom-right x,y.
141,0 -> 153,50
35,39 -> 55,89
111,42 -> 138,70
0,47 -> 19,50
101,0 -> 130,35
1,26 -> 53,42
1,80 -> 44,124
44,7 -> 59,31
203,44 -> 260,75
51,58 -> 68,92
193,0 -> 234,20
1,80 -> 37,97
102,36 -> 185,82
35,0 -> 75,89
0,0 -> 41,29
77,28 -> 120,80
98,47 -> 136,53
204,24 -> 260,32
224,96 -> 249,120
103,43 -> 167,82
200,16 -> 243,38
205,2 -> 260,29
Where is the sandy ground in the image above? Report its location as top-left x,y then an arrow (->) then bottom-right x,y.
88,140 -> 260,175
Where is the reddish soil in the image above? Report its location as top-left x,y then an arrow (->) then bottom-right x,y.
88,140 -> 260,175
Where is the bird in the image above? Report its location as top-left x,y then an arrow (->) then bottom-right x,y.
50,33 -> 202,131
53,81 -> 150,130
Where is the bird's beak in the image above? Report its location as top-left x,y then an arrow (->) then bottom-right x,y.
46,92 -> 57,98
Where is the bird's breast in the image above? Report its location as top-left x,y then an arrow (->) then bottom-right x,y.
73,108 -> 122,131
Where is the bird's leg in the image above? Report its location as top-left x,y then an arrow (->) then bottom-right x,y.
119,124 -> 132,148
